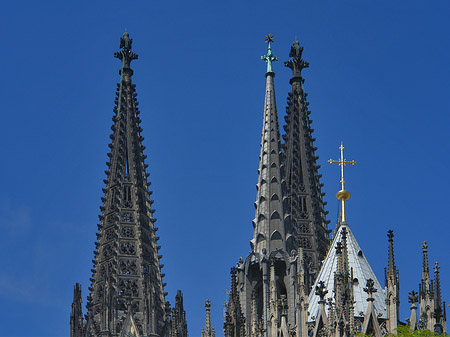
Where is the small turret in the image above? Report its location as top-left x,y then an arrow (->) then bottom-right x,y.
201,300 -> 215,337
362,279 -> 382,337
385,230 -> 400,334
295,247 -> 309,337
224,268 -> 245,337
419,242 -> 435,331
433,262 -> 445,334
409,290 -> 419,330
311,281 -> 328,337
170,290 -> 188,337
70,283 -> 83,337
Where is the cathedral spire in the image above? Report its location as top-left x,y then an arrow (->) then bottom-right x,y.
251,35 -> 286,255
114,31 -> 138,71
282,39 -> 329,285
77,32 -> 170,337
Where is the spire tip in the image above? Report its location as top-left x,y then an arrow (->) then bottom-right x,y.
262,34 -> 277,75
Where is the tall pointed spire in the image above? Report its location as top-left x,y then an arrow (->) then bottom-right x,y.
385,230 -> 400,334
70,283 -> 83,337
251,35 -> 287,255
282,39 -> 329,285
387,230 -> 396,277
422,241 -> 431,290
433,262 -> 444,334
420,241 -> 435,331
75,31 -> 170,337
362,279 -> 382,337
409,290 -> 419,330
237,36 -> 307,337
201,300 -> 216,337
224,268 -> 245,337
169,291 -> 188,337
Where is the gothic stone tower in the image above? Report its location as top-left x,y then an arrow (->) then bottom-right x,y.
70,32 -> 187,337
230,36 -> 329,337
283,40 -> 330,286
225,36 -> 447,337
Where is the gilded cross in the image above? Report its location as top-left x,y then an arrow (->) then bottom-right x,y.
328,142 -> 357,224
261,34 -> 278,74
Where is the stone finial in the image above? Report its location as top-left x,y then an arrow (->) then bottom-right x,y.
387,230 -> 394,241
433,262 -> 443,323
279,294 -> 288,316
387,229 -> 397,281
261,34 -> 278,74
409,290 -> 418,305
284,39 -> 309,80
315,281 -> 328,302
363,279 -> 377,301
422,241 -> 429,273
336,242 -> 343,254
114,30 -> 138,69
434,261 -> 440,274
201,300 -> 215,337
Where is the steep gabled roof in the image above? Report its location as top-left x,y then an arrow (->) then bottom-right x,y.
308,224 -> 387,321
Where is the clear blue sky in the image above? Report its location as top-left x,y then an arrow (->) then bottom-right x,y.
1,1 -> 449,336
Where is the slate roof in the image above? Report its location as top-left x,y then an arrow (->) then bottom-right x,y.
307,224 -> 387,321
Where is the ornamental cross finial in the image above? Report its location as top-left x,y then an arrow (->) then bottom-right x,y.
315,281 -> 328,301
409,290 -> 419,304
335,241 -> 343,254
434,262 -> 440,273
114,30 -> 138,69
363,278 -> 377,301
284,39 -> 309,79
388,229 -> 394,241
328,142 -> 357,224
261,34 -> 278,74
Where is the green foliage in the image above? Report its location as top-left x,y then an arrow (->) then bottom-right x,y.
356,325 -> 449,337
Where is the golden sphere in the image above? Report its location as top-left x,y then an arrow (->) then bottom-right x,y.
336,189 -> 350,201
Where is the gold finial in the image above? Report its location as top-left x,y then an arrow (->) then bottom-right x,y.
328,142 -> 357,224
265,34 -> 274,43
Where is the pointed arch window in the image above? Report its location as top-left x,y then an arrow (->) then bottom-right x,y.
123,185 -> 132,208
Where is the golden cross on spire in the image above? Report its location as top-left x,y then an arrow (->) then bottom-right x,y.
328,142 -> 357,224
265,34 -> 274,43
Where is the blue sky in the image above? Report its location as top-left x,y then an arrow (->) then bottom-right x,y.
1,1 -> 450,336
